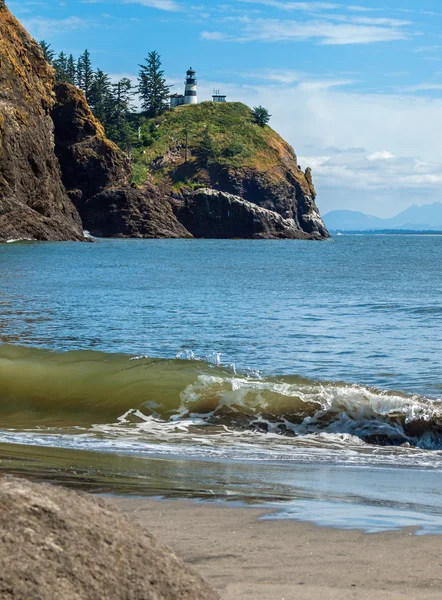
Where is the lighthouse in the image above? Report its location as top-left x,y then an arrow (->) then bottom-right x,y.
184,67 -> 198,105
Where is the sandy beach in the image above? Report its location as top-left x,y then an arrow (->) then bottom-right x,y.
109,496 -> 442,600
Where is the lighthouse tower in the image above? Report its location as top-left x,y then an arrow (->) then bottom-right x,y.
184,67 -> 198,105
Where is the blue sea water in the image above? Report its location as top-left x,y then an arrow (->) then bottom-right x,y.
2,234 -> 442,532
1,235 -> 442,396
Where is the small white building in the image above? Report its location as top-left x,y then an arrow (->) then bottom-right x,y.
170,67 -> 198,109
212,89 -> 227,103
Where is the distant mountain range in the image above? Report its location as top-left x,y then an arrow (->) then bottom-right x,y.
323,203 -> 442,231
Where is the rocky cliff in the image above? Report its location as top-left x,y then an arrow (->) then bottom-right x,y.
134,102 -> 329,240
173,188 -> 317,239
1,1 -> 328,242
52,83 -> 190,238
0,2 -> 84,241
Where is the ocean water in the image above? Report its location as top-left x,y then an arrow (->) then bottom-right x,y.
2,235 -> 442,532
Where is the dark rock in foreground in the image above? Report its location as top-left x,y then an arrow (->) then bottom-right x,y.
0,4 -> 83,242
85,184 -> 192,238
0,477 -> 219,600
173,188 -> 322,239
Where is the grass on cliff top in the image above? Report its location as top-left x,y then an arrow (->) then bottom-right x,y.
132,102 -> 291,187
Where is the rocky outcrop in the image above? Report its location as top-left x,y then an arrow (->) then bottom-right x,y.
52,83 -> 191,239
135,102 -> 329,240
0,477 -> 219,600
52,83 -> 130,213
0,3 -> 84,242
173,188 -> 318,239
84,184 -> 192,238
208,166 -> 329,239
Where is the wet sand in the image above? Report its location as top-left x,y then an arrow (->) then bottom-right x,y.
109,496 -> 442,600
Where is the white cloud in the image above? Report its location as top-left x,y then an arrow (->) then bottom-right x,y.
367,151 -> 396,161
236,0 -> 374,12
21,16 -> 93,38
189,75 -> 442,215
202,17 -> 410,45
123,0 -> 182,10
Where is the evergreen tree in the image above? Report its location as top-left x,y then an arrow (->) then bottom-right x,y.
66,54 -> 77,85
108,78 -> 137,152
252,106 -> 271,128
77,50 -> 94,102
89,69 -> 114,126
53,52 -> 70,83
112,78 -> 134,122
138,51 -> 171,118
39,40 -> 54,64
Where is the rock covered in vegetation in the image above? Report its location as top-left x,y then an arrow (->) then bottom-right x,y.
173,188 -> 317,239
134,102 -> 329,240
0,3 -> 83,242
0,477 -> 219,600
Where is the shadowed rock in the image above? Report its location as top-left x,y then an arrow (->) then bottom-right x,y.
0,477 -> 219,600
0,3 -> 83,242
52,83 -> 131,212
173,188 -> 322,239
85,184 -> 192,238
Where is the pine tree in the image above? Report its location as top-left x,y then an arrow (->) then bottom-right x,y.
108,78 -> 137,152
53,52 -> 69,83
138,51 -> 171,118
89,69 -> 114,126
66,54 -> 76,85
77,50 -> 94,102
76,56 -> 84,89
252,106 -> 271,128
39,40 -> 54,64
112,78 -> 134,123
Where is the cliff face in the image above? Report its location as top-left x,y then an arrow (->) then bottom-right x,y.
52,83 -> 190,239
0,3 -> 83,241
173,189 -> 316,239
1,3 -> 328,242
52,83 -> 131,211
134,102 -> 329,240
84,184 -> 192,239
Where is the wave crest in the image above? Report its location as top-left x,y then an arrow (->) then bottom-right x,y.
1,345 -> 442,449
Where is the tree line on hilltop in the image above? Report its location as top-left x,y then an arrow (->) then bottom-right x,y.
39,42 -> 172,152
39,41 -> 272,155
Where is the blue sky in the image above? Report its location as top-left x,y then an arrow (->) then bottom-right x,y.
8,0 -> 442,216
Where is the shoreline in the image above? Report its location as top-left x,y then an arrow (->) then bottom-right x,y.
109,495 -> 442,599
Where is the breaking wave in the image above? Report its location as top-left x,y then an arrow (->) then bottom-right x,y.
1,344 -> 442,450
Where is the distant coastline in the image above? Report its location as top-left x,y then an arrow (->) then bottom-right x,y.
331,229 -> 442,235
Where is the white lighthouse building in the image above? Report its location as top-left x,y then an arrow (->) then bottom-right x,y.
170,67 -> 198,108
184,67 -> 198,104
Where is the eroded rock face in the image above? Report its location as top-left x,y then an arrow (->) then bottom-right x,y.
85,184 -> 192,238
206,159 -> 329,239
173,188 -> 320,239
52,84 -> 191,239
0,477 -> 219,600
0,3 -> 84,242
52,83 -> 131,212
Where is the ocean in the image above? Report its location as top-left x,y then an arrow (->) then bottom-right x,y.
2,235 -> 442,533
